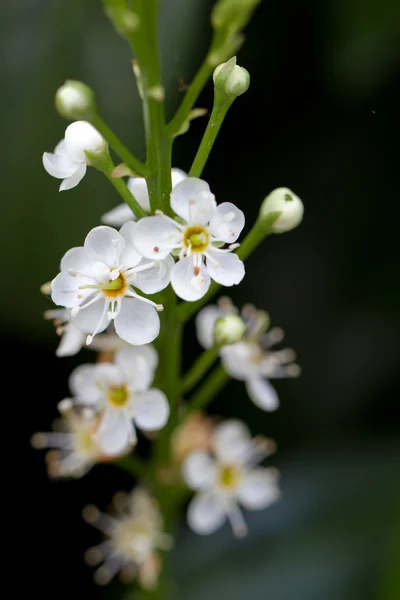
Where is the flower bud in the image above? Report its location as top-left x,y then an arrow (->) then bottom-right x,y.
64,121 -> 107,164
214,314 -> 246,346
55,80 -> 96,121
213,57 -> 250,98
260,187 -> 304,233
212,0 -> 261,33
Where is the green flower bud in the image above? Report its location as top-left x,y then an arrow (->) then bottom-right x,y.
55,80 -> 96,121
260,187 -> 304,233
213,57 -> 250,98
212,0 -> 261,33
214,314 -> 246,346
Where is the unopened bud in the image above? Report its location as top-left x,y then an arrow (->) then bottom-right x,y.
214,314 -> 246,346
213,57 -> 250,98
260,187 -> 304,233
55,80 -> 96,121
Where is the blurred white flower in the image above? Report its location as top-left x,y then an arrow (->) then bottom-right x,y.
102,168 -> 187,227
42,121 -> 106,191
51,223 -> 173,346
134,177 -> 245,301
83,488 -> 172,588
183,420 -> 279,536
65,345 -> 169,455
196,298 -> 300,411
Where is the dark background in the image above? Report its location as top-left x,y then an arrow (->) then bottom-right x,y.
5,0 -> 400,598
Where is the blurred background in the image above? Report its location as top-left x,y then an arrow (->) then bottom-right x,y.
6,0 -> 400,598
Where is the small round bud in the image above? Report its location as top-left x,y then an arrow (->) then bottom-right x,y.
260,187 -> 304,233
64,121 -> 107,163
214,314 -> 246,346
213,58 -> 250,98
55,80 -> 96,121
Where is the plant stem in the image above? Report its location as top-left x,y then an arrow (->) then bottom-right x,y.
180,346 -> 220,395
189,96 -> 233,178
91,113 -> 149,177
183,364 -> 230,418
106,172 -> 147,219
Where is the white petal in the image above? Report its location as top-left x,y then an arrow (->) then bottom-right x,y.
220,342 -> 261,381
209,202 -> 245,243
68,364 -> 103,404
127,177 -> 151,213
72,298 -> 109,335
171,177 -> 215,223
133,216 -> 181,260
133,389 -> 169,431
56,325 -> 86,357
114,346 -> 156,391
195,305 -> 224,349
213,419 -> 252,464
84,226 -> 125,267
59,163 -> 87,191
187,492 -> 225,535
119,221 -> 143,268
206,251 -> 245,286
60,247 -> 93,278
171,256 -> 211,301
64,121 -> 105,162
96,409 -> 133,456
182,451 -> 216,490
102,203 -> 135,227
114,298 -> 160,345
237,468 -> 280,510
54,139 -> 67,155
51,272 -> 85,308
42,152 -> 80,179
133,255 -> 174,294
245,377 -> 280,411
171,168 -> 188,188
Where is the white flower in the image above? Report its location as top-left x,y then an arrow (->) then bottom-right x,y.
196,298 -> 300,411
30,409 -> 108,478
102,168 -> 188,227
83,488 -> 172,588
42,121 -> 106,191
260,187 -> 304,233
65,345 -> 169,455
51,222 -> 173,346
183,420 -> 279,537
134,178 -> 245,301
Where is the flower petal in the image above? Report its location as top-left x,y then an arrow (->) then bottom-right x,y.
171,177 -> 215,223
42,152 -> 80,179
213,419 -> 252,464
187,491 -> 225,535
114,346 -> 156,391
127,177 -> 151,213
171,168 -> 188,187
72,298 -> 110,336
84,226 -> 125,267
59,163 -> 87,191
102,203 -> 135,227
60,247 -> 94,278
237,467 -> 280,510
133,389 -> 169,431
114,298 -> 160,345
133,216 -> 181,260
206,251 -> 245,286
68,364 -> 103,404
51,271 -> 86,308
209,202 -> 245,243
220,342 -> 261,380
195,305 -> 224,349
133,255 -> 174,294
119,221 -> 143,268
56,325 -> 86,357
96,409 -> 133,456
245,377 -> 280,411
182,451 -> 216,490
171,256 -> 211,301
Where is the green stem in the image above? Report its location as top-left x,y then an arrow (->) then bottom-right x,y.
180,346 -> 220,395
189,96 -> 233,178
183,364 -> 230,418
91,113 -> 149,177
106,172 -> 147,219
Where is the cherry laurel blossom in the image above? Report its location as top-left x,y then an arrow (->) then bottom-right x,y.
133,177 -> 245,301
183,420 -> 279,536
63,345 -> 169,455
51,223 -> 173,346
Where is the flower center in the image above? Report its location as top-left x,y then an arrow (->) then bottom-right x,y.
107,385 -> 129,407
103,273 -> 127,298
218,465 -> 240,490
183,226 -> 209,252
